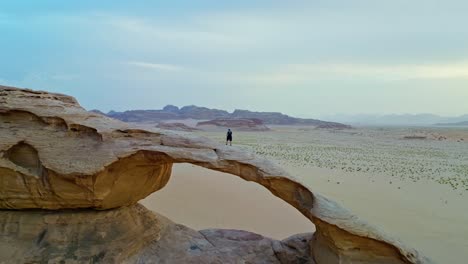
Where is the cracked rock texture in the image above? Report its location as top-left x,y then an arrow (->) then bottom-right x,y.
0,204 -> 314,263
0,85 -> 432,263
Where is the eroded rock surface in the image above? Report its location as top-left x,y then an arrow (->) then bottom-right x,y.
0,204 -> 313,263
0,85 -> 432,263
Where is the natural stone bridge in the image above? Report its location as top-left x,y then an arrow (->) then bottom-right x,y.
0,86 -> 432,263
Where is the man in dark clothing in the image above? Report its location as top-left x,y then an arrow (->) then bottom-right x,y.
226,129 -> 233,146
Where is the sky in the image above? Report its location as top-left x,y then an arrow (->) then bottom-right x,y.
1,0 -> 467,118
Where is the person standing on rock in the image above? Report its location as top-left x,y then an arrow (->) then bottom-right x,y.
226,129 -> 233,146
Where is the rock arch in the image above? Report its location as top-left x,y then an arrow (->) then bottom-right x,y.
0,85 -> 432,263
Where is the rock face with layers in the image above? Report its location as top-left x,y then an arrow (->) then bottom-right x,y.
0,204 -> 314,263
0,85 -> 432,263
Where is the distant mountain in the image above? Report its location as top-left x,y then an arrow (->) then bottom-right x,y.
101,105 -> 351,129
435,121 -> 468,126
105,105 -> 229,122
322,113 -> 468,126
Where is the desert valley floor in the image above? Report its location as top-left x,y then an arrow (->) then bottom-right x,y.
142,125 -> 468,264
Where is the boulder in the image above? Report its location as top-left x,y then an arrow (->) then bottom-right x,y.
0,204 -> 314,263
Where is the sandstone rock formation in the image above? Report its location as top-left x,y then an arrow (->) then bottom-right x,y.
0,204 -> 313,263
0,85 -> 431,263
197,118 -> 271,131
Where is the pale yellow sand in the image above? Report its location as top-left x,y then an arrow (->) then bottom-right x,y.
141,163 -> 314,240
141,125 -> 468,263
290,166 -> 468,264
142,163 -> 468,264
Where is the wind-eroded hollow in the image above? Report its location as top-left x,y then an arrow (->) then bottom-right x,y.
4,141 -> 43,177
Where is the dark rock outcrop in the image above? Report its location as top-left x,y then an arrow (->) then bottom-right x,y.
104,105 -> 351,128
156,122 -> 200,132
197,118 -> 271,131
231,109 -> 350,129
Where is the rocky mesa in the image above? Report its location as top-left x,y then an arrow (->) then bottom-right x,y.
0,85 -> 430,263
105,105 -> 351,129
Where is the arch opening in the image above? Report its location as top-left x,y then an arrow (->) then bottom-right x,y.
141,163 -> 315,240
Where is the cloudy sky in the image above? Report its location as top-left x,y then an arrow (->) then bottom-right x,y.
1,1 -> 467,118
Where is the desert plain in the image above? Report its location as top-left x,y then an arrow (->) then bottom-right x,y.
142,124 -> 468,264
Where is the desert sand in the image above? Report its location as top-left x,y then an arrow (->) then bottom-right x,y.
292,166 -> 468,264
142,163 -> 468,264
143,125 -> 468,264
141,163 -> 314,239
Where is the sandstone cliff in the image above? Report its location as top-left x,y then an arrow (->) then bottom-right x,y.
0,85 -> 431,263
